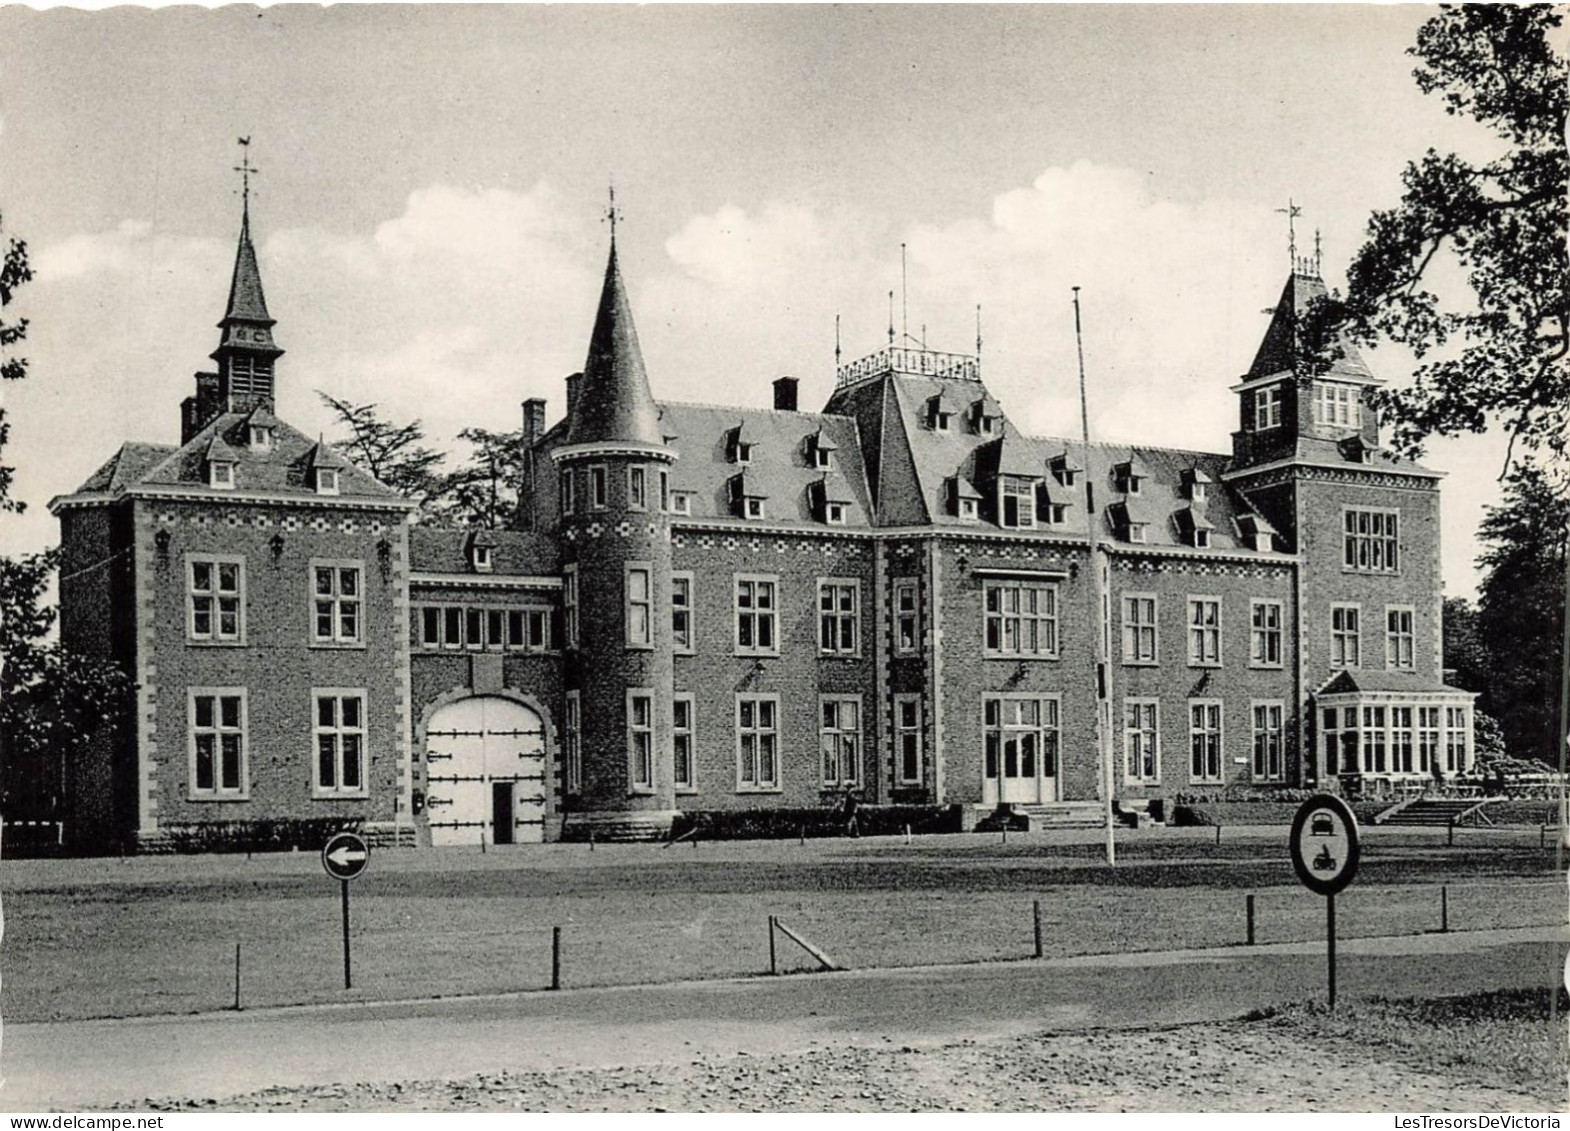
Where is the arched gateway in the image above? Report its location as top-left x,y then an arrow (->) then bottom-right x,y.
423,696 -> 546,845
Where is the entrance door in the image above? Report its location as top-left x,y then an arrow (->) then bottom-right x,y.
982,698 -> 1059,806
424,697 -> 546,846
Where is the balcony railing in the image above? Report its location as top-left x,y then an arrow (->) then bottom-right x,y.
836,347 -> 981,388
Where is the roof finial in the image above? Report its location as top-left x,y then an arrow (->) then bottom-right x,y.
887,290 -> 895,346
604,180 -> 622,245
1313,228 -> 1323,277
900,243 -> 909,345
1275,197 -> 1301,273
834,313 -> 842,369
976,303 -> 983,359
234,137 -> 258,223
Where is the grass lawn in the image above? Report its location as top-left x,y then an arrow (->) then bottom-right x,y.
2,827 -> 1558,1024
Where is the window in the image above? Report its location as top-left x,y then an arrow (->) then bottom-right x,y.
1052,462 -> 1077,489
443,606 -> 463,649
985,696 -> 1061,788
421,607 -> 441,649
314,691 -> 367,797
745,496 -> 765,520
312,564 -> 362,645
249,425 -> 274,451
564,691 -> 582,793
820,697 -> 861,787
314,467 -> 340,496
1323,706 -> 1356,775
1124,699 -> 1160,783
188,557 -> 244,643
1189,700 -> 1223,783
825,502 -> 846,525
1252,702 -> 1285,782
626,564 -> 653,649
466,608 -> 484,649
1254,385 -> 1282,431
894,694 -> 923,785
189,690 -> 247,798
810,439 -> 832,469
734,441 -> 754,464
627,690 -> 654,792
670,492 -> 693,516
671,572 -> 694,653
563,565 -> 579,649
1187,597 -> 1222,667
1121,594 -> 1158,664
893,580 -> 919,655
818,580 -> 858,655
560,470 -> 576,516
1115,465 -> 1144,495
628,466 -> 647,510
735,576 -> 778,655
959,498 -> 978,521
1250,600 -> 1283,668
209,460 -> 235,490
1343,509 -> 1400,573
673,694 -> 695,792
471,544 -> 493,573
1391,706 -> 1415,773
1361,706 -> 1388,772
506,608 -> 551,652
1331,604 -> 1361,668
736,695 -> 780,790
999,478 -> 1036,528
658,470 -> 670,513
984,581 -> 1059,658
1419,706 -> 1441,775
589,465 -> 608,509
1445,706 -> 1469,773
1385,607 -> 1415,670
1315,384 -> 1355,427
1044,503 -> 1070,526
1191,529 -> 1211,549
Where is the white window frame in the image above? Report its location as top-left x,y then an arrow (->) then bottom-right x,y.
1385,605 -> 1416,670
1316,383 -> 1355,427
627,465 -> 648,511
310,560 -> 364,646
313,689 -> 368,799
419,606 -> 442,649
1331,603 -> 1361,668
985,695 -> 1062,790
818,578 -> 860,656
1254,385 -> 1282,431
1419,705 -> 1441,776
505,607 -> 552,653
670,492 -> 693,516
442,606 -> 464,651
188,687 -> 249,800
671,571 -> 695,654
999,477 -> 1036,529
983,580 -> 1060,659
1343,507 -> 1400,574
1123,698 -> 1161,785
1188,699 -> 1224,784
1252,700 -> 1285,783
589,464 -> 608,510
563,690 -> 582,793
1362,705 -> 1389,773
1121,593 -> 1159,665
1249,599 -> 1283,668
893,579 -> 920,655
894,694 -> 923,786
627,688 -> 655,794
1391,705 -> 1416,773
625,562 -> 653,650
734,574 -> 779,656
736,694 -> 781,792
1445,706 -> 1470,773
209,460 -> 236,490
673,693 -> 696,793
471,544 -> 493,573
824,501 -> 847,525
249,425 -> 274,451
314,467 -> 340,496
563,564 -> 579,650
1187,596 -> 1222,667
187,555 -> 245,644
819,695 -> 862,788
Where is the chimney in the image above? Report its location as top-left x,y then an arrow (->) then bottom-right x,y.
522,398 -> 547,445
564,372 -> 583,421
773,376 -> 799,412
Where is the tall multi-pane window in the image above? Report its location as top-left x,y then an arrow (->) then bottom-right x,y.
999,478 -> 1036,528
589,465 -> 608,509
985,697 -> 1061,787
312,564 -> 362,645
671,573 -> 694,653
563,691 -> 582,792
1445,707 -> 1469,772
1418,706 -> 1441,774
1331,604 -> 1361,667
1124,699 -> 1160,783
1315,384 -> 1355,426
1361,705 -> 1388,772
626,565 -> 653,648
1122,595 -> 1158,664
627,466 -> 648,510
735,576 -> 778,655
673,695 -> 695,792
819,697 -> 860,787
1254,385 -> 1282,430
563,566 -> 579,649
819,580 -> 859,655
190,690 -> 246,798
893,580 -> 919,655
1189,700 -> 1223,783
1344,509 -> 1400,572
894,695 -> 923,785
736,695 -> 780,790
1252,702 -> 1284,781
984,581 -> 1059,658
1391,706 -> 1415,773
314,691 -> 366,797
1385,607 -> 1415,670
1187,598 -> 1222,666
560,470 -> 575,515
188,557 -> 244,643
1250,600 -> 1283,667
627,691 -> 654,792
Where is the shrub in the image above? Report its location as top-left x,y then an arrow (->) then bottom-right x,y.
670,805 -> 961,841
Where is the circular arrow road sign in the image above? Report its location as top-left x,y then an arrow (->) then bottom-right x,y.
321,831 -> 370,882
1289,794 -> 1360,896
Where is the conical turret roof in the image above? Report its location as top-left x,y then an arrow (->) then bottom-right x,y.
222,209 -> 274,327
1246,270 -> 1373,383
567,243 -> 665,447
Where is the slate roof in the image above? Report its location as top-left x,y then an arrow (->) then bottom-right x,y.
408,528 -> 558,576
223,212 -> 273,326
75,443 -> 179,494
1318,670 -> 1473,697
1246,271 -> 1375,383
567,244 -> 665,448
656,401 -> 874,528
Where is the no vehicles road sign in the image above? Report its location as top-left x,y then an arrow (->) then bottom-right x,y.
321,831 -> 370,882
1289,794 -> 1360,896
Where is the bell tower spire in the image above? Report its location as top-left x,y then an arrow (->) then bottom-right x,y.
211,137 -> 282,415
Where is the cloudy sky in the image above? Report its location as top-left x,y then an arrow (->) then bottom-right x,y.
0,5 -> 1509,596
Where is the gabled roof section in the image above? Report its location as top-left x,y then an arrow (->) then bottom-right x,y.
72,442 -> 179,494
813,472 -> 854,503
1174,504 -> 1215,532
409,528 -> 557,576
305,441 -> 349,470
567,243 -> 665,448
204,435 -> 240,464
1318,670 -> 1473,697
1246,270 -> 1374,383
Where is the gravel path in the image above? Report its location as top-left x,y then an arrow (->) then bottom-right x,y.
142,1016 -> 1555,1113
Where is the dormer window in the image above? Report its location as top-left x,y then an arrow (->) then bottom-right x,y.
670,492 -> 693,516
960,498 -> 978,521
826,502 -> 846,525
471,545 -> 494,573
1251,532 -> 1274,552
248,425 -> 275,452
731,472 -> 766,519
1127,522 -> 1148,544
1254,385 -> 1283,431
927,395 -> 957,432
971,398 -> 1001,436
314,467 -> 340,496
1044,503 -> 1069,526
736,442 -> 753,464
726,425 -> 756,465
947,476 -> 982,521
1193,529 -> 1211,549
1115,461 -> 1148,495
1191,482 -> 1207,503
813,446 -> 831,469
745,497 -> 765,519
1051,457 -> 1079,489
999,478 -> 1036,529
812,476 -> 852,525
807,430 -> 837,470
209,460 -> 235,490
1236,513 -> 1277,554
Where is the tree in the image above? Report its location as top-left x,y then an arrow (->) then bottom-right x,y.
440,426 -> 530,530
317,393 -> 449,515
1304,5 -> 1567,470
0,208 -> 34,514
1474,460 -> 1568,764
1441,595 -> 1490,696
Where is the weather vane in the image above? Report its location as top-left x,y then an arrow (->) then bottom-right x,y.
234,137 -> 259,217
1276,198 -> 1302,271
604,181 -> 622,243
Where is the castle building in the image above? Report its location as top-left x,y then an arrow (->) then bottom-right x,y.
48,202 -> 1476,850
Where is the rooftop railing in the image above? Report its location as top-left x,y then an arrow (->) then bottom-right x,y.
836,346 -> 981,388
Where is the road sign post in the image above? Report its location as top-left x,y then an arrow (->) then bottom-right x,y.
321,831 -> 370,991
1289,795 -> 1360,1009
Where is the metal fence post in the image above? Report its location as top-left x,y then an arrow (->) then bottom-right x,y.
551,925 -> 562,990
1246,894 -> 1256,946
1033,899 -> 1043,959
